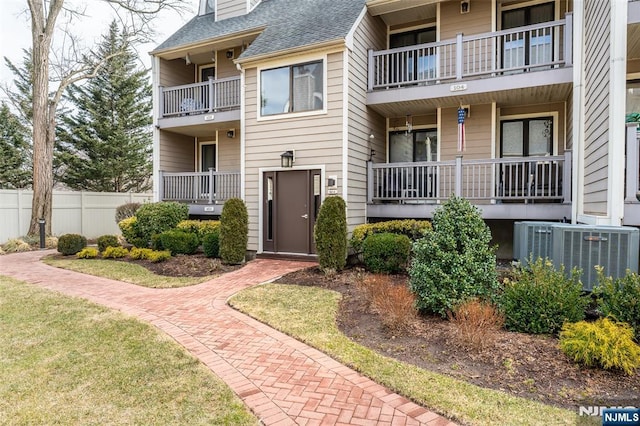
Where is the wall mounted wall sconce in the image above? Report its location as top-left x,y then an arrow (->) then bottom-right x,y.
460,0 -> 470,14
226,49 -> 234,59
368,133 -> 375,161
185,53 -> 192,65
226,129 -> 235,138
280,150 -> 295,168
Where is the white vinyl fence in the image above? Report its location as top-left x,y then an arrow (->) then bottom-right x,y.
0,190 -> 152,243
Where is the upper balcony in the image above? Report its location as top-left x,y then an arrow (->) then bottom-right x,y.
367,16 -> 573,116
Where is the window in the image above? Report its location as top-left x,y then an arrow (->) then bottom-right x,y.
502,2 -> 554,69
390,27 -> 437,82
389,130 -> 437,163
500,117 -> 553,157
199,65 -> 215,82
628,80 -> 640,122
260,61 -> 323,116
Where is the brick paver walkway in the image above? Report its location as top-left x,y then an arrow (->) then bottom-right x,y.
0,251 -> 455,426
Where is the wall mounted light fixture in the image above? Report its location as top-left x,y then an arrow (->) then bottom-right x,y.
226,49 -> 234,59
280,150 -> 294,168
226,129 -> 235,138
460,0 -> 470,14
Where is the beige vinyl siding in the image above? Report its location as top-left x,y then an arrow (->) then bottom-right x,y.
217,49 -> 241,79
159,132 -> 195,172
216,0 -> 246,21
244,52 -> 345,251
439,0 -> 492,40
347,11 -> 386,229
582,0 -> 610,216
217,133 -> 241,172
441,104 -> 493,161
159,58 -> 194,87
499,102 -> 567,155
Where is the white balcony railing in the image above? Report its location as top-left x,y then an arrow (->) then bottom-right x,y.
159,170 -> 240,203
368,153 -> 571,204
368,16 -> 572,90
159,76 -> 241,118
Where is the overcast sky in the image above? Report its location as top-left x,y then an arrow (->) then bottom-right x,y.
0,0 -> 199,101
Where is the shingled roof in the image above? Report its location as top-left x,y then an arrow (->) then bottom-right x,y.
152,0 -> 366,60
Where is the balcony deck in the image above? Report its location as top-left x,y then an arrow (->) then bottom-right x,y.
159,170 -> 241,215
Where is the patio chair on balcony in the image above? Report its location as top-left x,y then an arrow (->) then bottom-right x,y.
179,98 -> 203,115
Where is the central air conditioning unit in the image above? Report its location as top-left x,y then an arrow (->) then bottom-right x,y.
513,221 -> 556,265
551,225 -> 640,291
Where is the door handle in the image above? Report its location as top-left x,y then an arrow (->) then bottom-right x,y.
301,214 -> 309,219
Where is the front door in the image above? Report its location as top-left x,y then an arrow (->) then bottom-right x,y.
263,169 -> 321,254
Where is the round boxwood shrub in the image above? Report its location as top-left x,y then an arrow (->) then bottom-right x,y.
57,234 -> 88,256
102,246 -> 129,259
135,202 -> 189,247
202,231 -> 220,258
176,220 -> 220,244
76,247 -> 98,259
499,257 -> 588,335
158,230 -> 199,255
219,198 -> 248,264
97,234 -> 120,253
314,196 -> 347,274
350,219 -> 432,254
409,196 -> 499,317
115,202 -> 141,224
118,216 -> 146,248
594,267 -> 640,341
362,232 -> 412,273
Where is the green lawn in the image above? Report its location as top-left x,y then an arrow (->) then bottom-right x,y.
0,275 -> 257,425
230,283 -> 595,426
43,256 -> 212,288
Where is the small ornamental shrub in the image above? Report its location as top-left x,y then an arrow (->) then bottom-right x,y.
135,202 -> 189,247
499,258 -> 588,335
356,274 -> 417,331
448,299 -> 504,351
118,216 -> 146,248
176,220 -> 220,243
102,246 -> 129,259
560,318 -> 640,376
45,236 -> 58,249
76,247 -> 99,259
350,219 -> 432,254
594,267 -> 640,341
115,202 -> 141,224
409,196 -> 499,317
147,250 -> 171,263
158,230 -> 199,255
97,234 -> 120,253
362,233 -> 412,273
202,231 -> 220,258
150,233 -> 164,251
129,247 -> 154,260
2,238 -> 32,253
57,234 -> 88,256
219,198 -> 248,265
314,196 -> 347,274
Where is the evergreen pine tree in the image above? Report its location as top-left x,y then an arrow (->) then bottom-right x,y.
57,21 -> 152,192
0,103 -> 31,188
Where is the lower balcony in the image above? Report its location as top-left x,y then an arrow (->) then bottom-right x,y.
159,170 -> 241,216
367,153 -> 572,220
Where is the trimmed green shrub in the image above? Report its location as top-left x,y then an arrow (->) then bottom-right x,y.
2,238 -> 32,253
129,247 -> 154,260
409,196 -> 499,317
158,230 -> 199,255
350,220 -> 432,254
134,202 -> 189,247
219,198 -> 248,265
314,196 -> 348,274
150,233 -> 164,251
97,235 -> 120,253
147,250 -> 171,263
115,202 -> 141,224
202,231 -> 220,258
57,234 -> 88,256
362,233 -> 412,273
76,247 -> 99,259
499,257 -> 588,335
560,318 -> 640,375
594,267 -> 640,341
102,246 -> 129,259
118,216 -> 146,248
176,220 -> 220,243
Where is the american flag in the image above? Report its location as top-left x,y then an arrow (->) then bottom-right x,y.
457,107 -> 466,152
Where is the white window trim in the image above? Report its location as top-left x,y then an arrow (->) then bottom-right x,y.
256,55 -> 328,121
498,111 -> 559,156
196,139 -> 218,172
386,125 -> 439,163
197,63 -> 216,82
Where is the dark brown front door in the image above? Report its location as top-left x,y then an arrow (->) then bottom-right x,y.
263,169 -> 320,254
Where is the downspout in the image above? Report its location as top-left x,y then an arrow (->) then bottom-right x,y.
152,54 -> 161,202
237,62 -> 246,201
571,0 -> 584,224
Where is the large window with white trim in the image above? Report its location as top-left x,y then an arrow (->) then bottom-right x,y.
500,117 -> 553,157
260,60 -> 324,116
